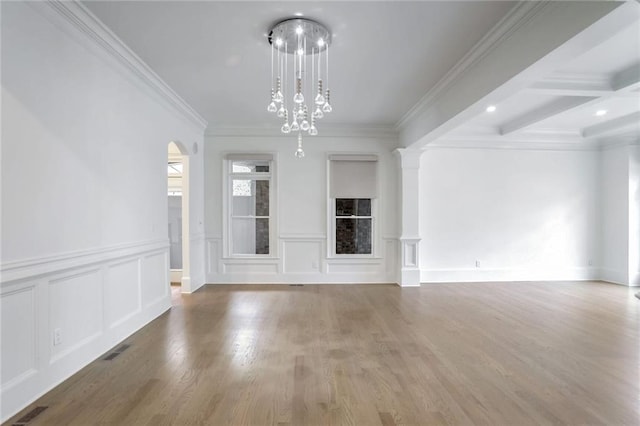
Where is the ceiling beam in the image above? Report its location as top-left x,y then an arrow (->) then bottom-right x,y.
582,111 -> 640,139
612,62 -> 640,92
499,96 -> 597,135
526,73 -> 612,97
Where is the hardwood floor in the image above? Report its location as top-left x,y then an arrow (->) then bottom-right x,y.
5,281 -> 639,425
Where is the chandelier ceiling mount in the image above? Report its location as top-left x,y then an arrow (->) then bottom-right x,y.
267,17 -> 333,158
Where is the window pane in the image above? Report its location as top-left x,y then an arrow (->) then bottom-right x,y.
232,218 -> 269,255
336,198 -> 371,216
232,180 -> 254,215
233,179 -> 252,197
232,160 -> 270,173
255,180 -> 270,216
255,218 -> 269,254
167,163 -> 183,176
336,218 -> 372,254
232,180 -> 269,216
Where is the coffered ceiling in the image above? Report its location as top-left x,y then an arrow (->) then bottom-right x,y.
439,9 -> 640,149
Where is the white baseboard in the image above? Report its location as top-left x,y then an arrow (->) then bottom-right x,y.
420,266 -> 600,283
599,267 -> 630,286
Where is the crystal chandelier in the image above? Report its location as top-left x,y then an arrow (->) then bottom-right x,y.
267,18 -> 332,157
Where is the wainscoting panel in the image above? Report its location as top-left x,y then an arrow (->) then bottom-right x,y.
49,268 -> 103,363
326,261 -> 384,275
0,284 -> 37,388
223,262 -> 279,275
282,240 -> 323,274
105,259 -> 141,329
206,235 -> 393,284
206,238 -> 220,275
141,252 -> 169,307
0,239 -> 171,423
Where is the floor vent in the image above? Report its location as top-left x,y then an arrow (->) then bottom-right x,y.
13,406 -> 48,425
103,343 -> 131,361
289,284 -> 304,287
103,352 -> 121,361
115,344 -> 130,353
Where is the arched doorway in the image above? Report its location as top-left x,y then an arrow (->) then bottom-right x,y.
167,141 -> 191,293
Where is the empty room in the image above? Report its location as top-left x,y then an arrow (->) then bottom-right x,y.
1,0 -> 639,425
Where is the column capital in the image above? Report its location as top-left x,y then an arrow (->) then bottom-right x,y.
393,148 -> 423,169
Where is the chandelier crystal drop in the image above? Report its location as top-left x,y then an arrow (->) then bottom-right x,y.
294,132 -> 305,158
267,17 -> 332,157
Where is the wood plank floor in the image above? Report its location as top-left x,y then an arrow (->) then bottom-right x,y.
5,281 -> 639,425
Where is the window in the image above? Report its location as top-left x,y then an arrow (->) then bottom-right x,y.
335,198 -> 372,254
329,155 -> 378,256
227,155 -> 273,256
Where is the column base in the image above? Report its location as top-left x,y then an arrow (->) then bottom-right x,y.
180,276 -> 192,293
399,268 -> 421,287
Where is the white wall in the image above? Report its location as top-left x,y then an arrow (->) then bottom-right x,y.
600,146 -> 630,285
204,133 -> 399,283
419,147 -> 600,282
0,2 -> 205,421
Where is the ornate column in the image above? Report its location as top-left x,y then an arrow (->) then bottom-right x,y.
394,148 -> 422,287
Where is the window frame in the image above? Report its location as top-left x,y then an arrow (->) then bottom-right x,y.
331,197 -> 377,258
224,155 -> 276,258
326,153 -> 380,259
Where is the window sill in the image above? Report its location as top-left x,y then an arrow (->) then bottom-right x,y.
222,256 -> 280,261
326,256 -> 383,262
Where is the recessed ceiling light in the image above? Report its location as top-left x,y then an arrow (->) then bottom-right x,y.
595,110 -> 607,116
486,105 -> 497,113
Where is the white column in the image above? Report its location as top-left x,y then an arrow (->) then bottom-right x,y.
628,144 -> 640,287
394,148 -> 422,287
180,154 -> 192,293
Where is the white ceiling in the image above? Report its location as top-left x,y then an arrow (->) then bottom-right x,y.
83,1 -> 516,130
444,14 -> 640,148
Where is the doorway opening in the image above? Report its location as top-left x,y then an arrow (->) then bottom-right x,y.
167,141 -> 190,294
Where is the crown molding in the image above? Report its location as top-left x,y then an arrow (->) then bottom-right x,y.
429,125 -> 603,151
425,139 -> 601,152
395,1 -> 551,130
598,135 -> 640,151
205,124 -> 399,140
39,1 -> 208,132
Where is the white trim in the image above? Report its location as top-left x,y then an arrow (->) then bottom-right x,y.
328,154 -> 378,162
420,267 -> 600,283
36,1 -> 207,132
396,1 -> 549,129
425,140 -> 602,152
227,153 -> 274,161
598,136 -> 640,150
205,125 -> 398,140
1,239 -> 168,285
279,234 -> 326,240
599,267 -> 628,286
